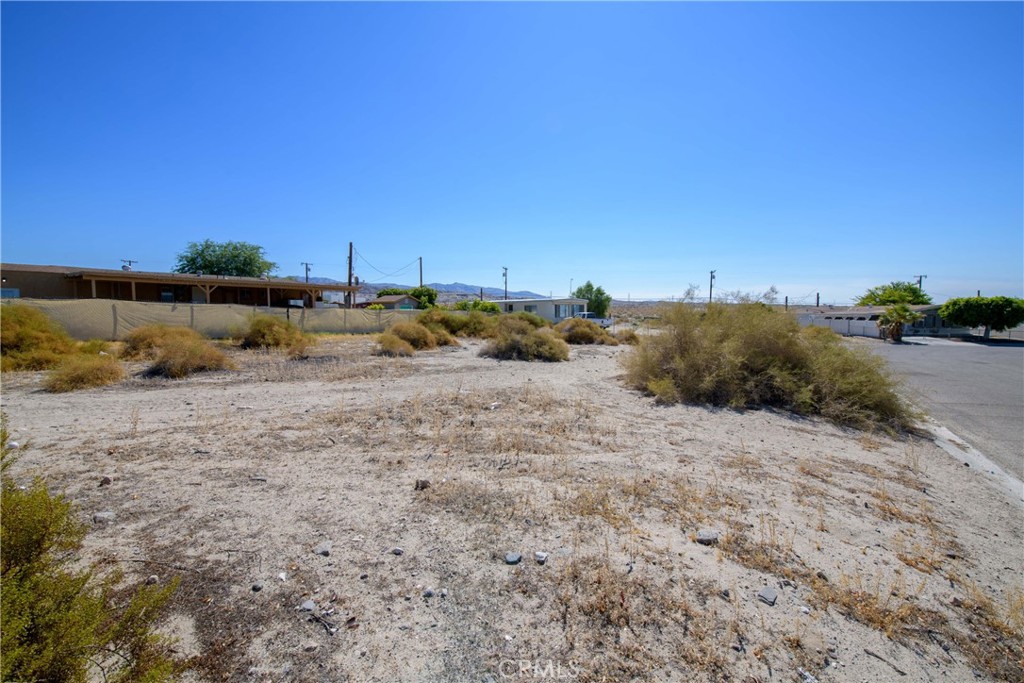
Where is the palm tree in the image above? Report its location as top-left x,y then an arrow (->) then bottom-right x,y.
877,304 -> 924,343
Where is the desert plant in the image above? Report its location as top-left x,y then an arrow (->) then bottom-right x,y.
624,303 -> 916,432
78,339 -> 112,355
481,327 -> 569,362
0,304 -> 77,371
509,311 -> 547,328
0,416 -> 180,682
453,299 -> 501,314
241,314 -> 314,357
388,322 -> 437,350
877,304 -> 924,343
614,328 -> 640,345
121,324 -> 205,360
43,355 -> 126,393
366,303 -> 385,311
555,317 -> 618,345
374,332 -> 415,357
146,338 -> 234,378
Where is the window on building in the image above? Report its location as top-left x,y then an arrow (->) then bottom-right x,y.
525,305 -> 537,313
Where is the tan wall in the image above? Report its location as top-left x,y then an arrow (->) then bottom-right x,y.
0,271 -> 76,299
2,299 -> 419,340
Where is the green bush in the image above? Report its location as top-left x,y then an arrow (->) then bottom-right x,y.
555,317 -> 618,345
454,299 -> 501,314
0,304 -> 77,371
1,417 -> 180,682
480,328 -> 569,362
43,355 -> 126,393
624,303 -> 916,432
374,332 -> 415,357
510,311 -> 547,329
146,338 -> 234,379
366,303 -> 385,311
241,314 -> 314,358
388,322 -> 437,350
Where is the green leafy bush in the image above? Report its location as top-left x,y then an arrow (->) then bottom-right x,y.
241,314 -> 314,358
388,322 -> 437,350
374,332 -> 415,357
624,303 -> 916,432
1,417 -> 180,682
0,304 -> 77,371
555,318 -> 618,345
44,355 -> 126,393
453,300 -> 501,314
366,303 -> 385,311
480,328 -> 569,362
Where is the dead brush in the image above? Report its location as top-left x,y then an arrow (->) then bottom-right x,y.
559,479 -> 632,530
417,477 -> 529,525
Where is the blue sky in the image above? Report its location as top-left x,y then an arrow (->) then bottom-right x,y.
2,1 -> 1021,304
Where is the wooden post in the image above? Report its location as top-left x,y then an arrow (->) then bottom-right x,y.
91,279 -> 97,298
131,281 -> 137,301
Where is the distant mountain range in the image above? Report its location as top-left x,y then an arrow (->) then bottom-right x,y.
287,276 -> 543,302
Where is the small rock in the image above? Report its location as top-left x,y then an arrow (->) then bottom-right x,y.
145,575 -> 159,585
391,547 -> 404,556
99,476 -> 112,487
963,462 -> 970,467
92,511 -> 116,524
696,529 -> 720,546
252,582 -> 263,592
815,571 -> 829,583
720,588 -> 731,600
360,573 -> 369,580
440,588 -> 449,598
758,587 -> 778,606
7,441 -> 19,449
303,642 -> 318,652
414,479 -> 431,491
534,552 -> 549,565
505,552 -> 522,565
300,600 -> 316,612
278,572 -> 287,581
423,588 -> 435,598
314,542 -> 332,557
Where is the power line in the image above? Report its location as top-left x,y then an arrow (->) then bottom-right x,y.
352,249 -> 420,281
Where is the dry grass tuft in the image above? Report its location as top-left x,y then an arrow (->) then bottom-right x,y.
373,332 -> 415,357
480,328 -> 569,362
43,354 -> 125,392
145,338 -> 234,379
122,324 -> 206,360
240,314 -> 315,358
554,318 -> 618,345
0,303 -> 77,371
387,321 -> 438,350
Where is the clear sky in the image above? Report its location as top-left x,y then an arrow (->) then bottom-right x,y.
2,1 -> 1021,304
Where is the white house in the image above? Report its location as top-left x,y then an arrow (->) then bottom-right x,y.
495,297 -> 589,324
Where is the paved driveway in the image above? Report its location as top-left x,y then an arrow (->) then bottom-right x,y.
859,337 -> 1024,481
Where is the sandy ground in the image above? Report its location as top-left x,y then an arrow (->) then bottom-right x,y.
2,336 -> 1022,683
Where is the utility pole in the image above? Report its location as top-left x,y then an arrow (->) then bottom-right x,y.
302,262 -> 313,283
914,274 -> 927,291
709,270 -> 716,303
502,267 -> 508,300
120,259 -> 138,271
419,257 -> 423,288
816,292 -> 820,307
347,242 -> 354,308
570,278 -> 574,297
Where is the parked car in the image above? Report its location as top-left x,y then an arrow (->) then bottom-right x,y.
573,311 -> 613,329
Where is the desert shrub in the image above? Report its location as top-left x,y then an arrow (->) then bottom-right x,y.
388,322 -> 437,350
494,315 -> 535,338
78,339 -> 112,355
481,328 -> 569,362
555,317 -> 618,345
0,304 -> 77,371
624,303 -> 916,432
122,324 -> 204,360
0,417 -> 180,682
415,309 -> 462,345
146,338 -> 234,379
43,355 -> 125,393
366,303 -> 385,311
614,328 -> 640,345
374,332 -> 415,357
510,311 -> 547,328
241,314 -> 314,358
462,310 -> 498,338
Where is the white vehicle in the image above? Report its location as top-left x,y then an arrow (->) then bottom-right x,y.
573,311 -> 613,329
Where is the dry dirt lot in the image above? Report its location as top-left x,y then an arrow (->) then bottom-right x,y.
2,336 -> 1022,682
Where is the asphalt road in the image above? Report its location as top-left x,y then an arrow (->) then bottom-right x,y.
861,337 -> 1024,481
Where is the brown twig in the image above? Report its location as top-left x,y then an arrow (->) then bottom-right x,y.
864,648 -> 907,676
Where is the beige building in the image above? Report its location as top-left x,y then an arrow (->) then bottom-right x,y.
495,297 -> 589,324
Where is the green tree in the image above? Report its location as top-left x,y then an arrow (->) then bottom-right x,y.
856,281 -> 933,306
939,296 -> 1024,340
572,281 -> 613,318
877,304 -> 924,343
173,240 -> 276,277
